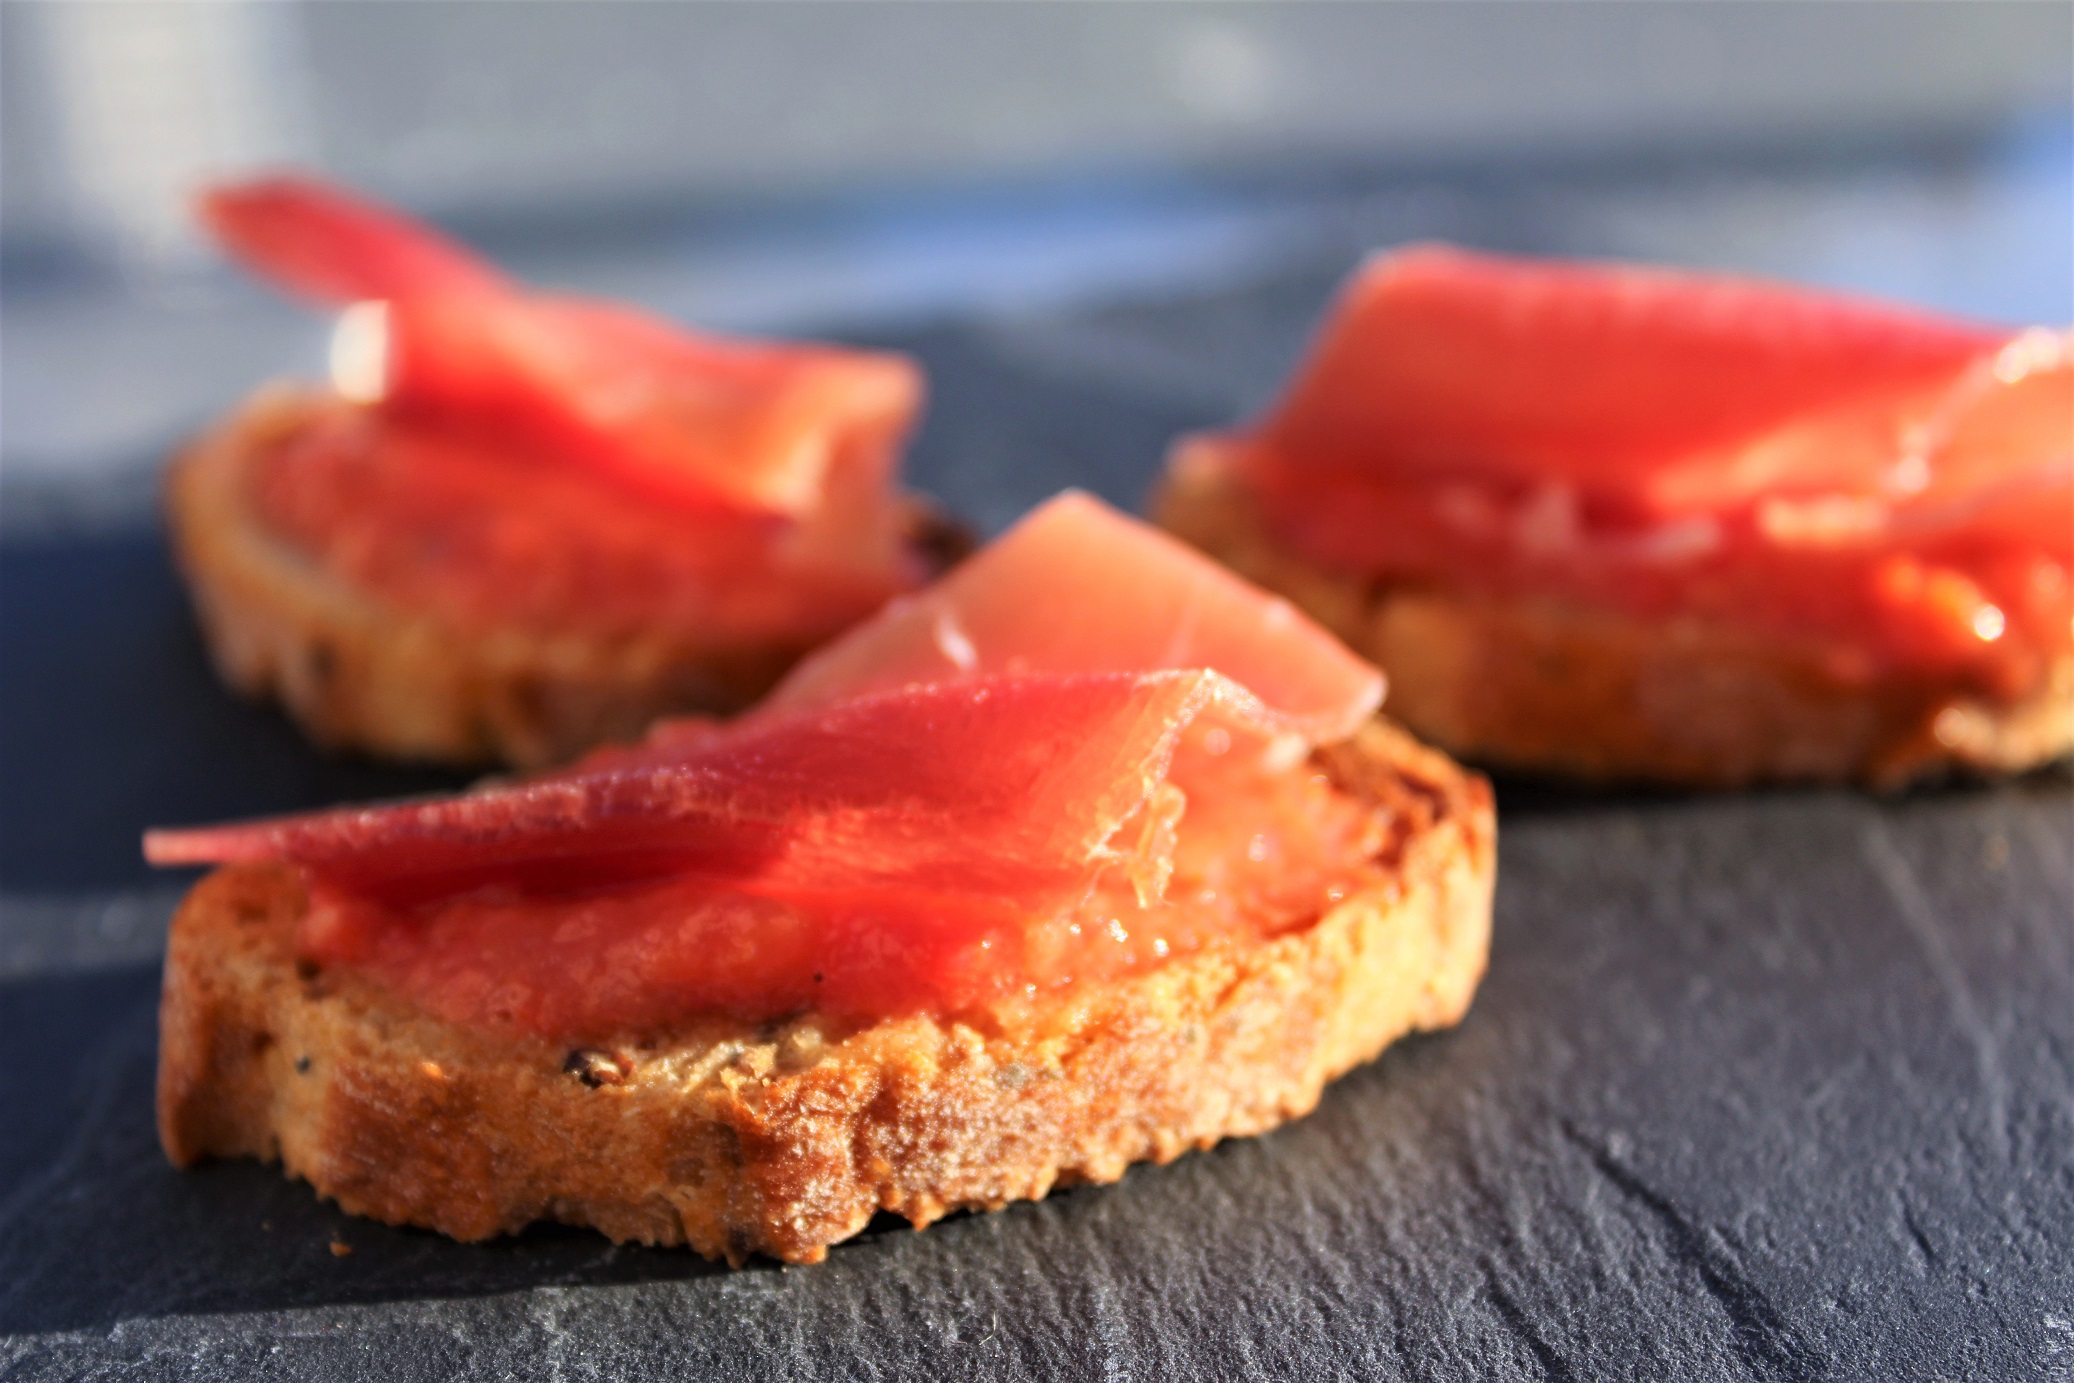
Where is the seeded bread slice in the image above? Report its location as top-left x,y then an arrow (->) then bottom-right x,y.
166,387 -> 968,769
156,719 -> 1494,1266
1155,450 -> 2074,788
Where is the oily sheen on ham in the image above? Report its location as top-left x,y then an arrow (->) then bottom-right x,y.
1195,245 -> 2072,694
147,496 -> 1389,1036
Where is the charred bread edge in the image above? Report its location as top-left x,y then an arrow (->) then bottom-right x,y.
165,385 -> 971,769
1155,447 -> 2074,788
157,718 -> 1494,1266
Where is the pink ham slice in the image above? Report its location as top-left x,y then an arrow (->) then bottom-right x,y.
145,670 -> 1273,909
200,175 -> 509,304
199,175 -> 921,521
764,491 -> 1384,738
1259,243 -> 2012,517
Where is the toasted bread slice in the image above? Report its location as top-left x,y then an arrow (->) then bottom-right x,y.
166,387 -> 969,770
1156,451 -> 2074,788
157,719 -> 1493,1265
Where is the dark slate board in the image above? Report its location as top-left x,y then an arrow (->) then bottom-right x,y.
4,283 -> 2072,1382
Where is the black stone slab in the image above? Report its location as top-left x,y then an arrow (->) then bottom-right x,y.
4,776 -> 2069,1379
4,261 -> 2071,1383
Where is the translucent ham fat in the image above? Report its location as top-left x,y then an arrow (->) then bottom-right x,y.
1192,244 -> 2072,688
200,176 -> 921,523
766,491 -> 1384,739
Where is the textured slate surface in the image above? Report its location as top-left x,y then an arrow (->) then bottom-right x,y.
2,768 -> 2071,1381
5,223 -> 2073,1379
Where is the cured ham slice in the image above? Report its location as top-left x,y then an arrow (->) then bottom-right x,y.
1260,244 -> 2011,517
200,176 -> 508,303
200,175 -> 920,521
767,491 -> 1384,738
147,669 -> 1375,1028
146,670 -> 1269,907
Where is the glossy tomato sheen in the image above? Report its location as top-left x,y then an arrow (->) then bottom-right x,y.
1236,451 -> 2069,697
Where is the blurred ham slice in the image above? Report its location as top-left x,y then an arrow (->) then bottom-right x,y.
1257,243 -> 2015,518
200,175 -> 920,523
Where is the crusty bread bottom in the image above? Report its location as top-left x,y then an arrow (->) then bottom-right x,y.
166,387 -> 968,770
1155,451 -> 2074,788
157,721 -> 1493,1265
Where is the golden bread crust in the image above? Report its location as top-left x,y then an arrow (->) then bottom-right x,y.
156,720 -> 1494,1265
164,387 -> 968,769
1154,449 -> 2074,788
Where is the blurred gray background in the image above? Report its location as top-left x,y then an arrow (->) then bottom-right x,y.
5,2 -> 2069,254
3,1 -> 2070,516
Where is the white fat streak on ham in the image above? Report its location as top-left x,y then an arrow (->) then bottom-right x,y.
328,302 -> 390,404
932,608 -> 979,671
